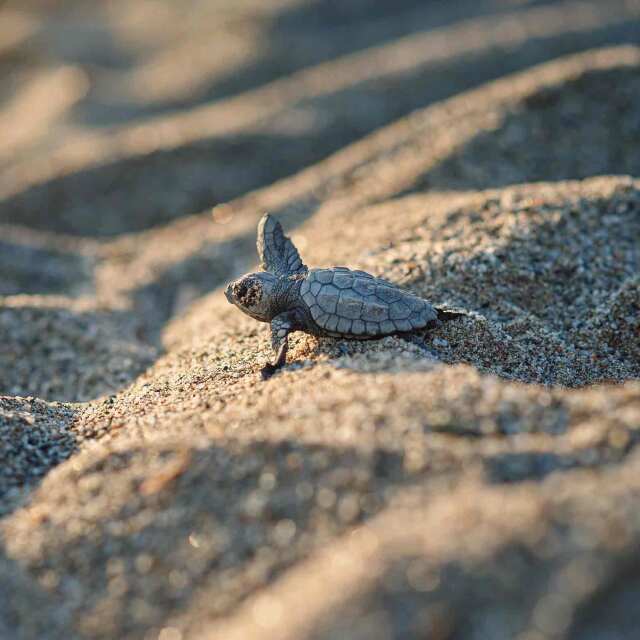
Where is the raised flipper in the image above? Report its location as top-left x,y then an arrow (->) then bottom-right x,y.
257,213 -> 307,276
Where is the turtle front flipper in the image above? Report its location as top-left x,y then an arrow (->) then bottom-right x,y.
261,312 -> 294,379
257,214 -> 307,276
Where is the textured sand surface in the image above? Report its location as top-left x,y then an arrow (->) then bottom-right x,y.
1,2 -> 639,639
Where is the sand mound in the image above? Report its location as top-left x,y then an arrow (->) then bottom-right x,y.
1,2 -> 640,638
406,64 -> 640,192
0,397 -> 76,516
0,299 -> 156,402
590,275 -> 640,364
393,179 -> 640,385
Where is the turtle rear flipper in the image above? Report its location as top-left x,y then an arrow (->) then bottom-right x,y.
435,307 -> 467,322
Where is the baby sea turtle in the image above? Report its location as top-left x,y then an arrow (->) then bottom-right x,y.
225,214 -> 460,378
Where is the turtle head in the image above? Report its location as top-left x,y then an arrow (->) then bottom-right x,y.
224,271 -> 278,322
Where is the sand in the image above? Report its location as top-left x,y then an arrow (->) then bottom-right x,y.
1,1 -> 639,639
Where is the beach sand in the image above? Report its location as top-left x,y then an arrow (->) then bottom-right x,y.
1,1 -> 639,638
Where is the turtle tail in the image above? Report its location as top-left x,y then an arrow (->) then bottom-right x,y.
435,307 -> 466,322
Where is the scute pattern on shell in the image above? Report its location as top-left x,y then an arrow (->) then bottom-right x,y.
300,268 -> 437,337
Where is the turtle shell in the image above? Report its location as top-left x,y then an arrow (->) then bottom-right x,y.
299,268 -> 437,337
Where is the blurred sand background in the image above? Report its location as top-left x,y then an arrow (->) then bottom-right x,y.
1,1 -> 640,638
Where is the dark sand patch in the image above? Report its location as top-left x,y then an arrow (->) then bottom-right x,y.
0,300 -> 156,401
381,180 -> 640,385
402,65 -> 640,193
0,396 -> 76,516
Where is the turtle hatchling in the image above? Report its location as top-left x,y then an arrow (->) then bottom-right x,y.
225,214 -> 461,378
